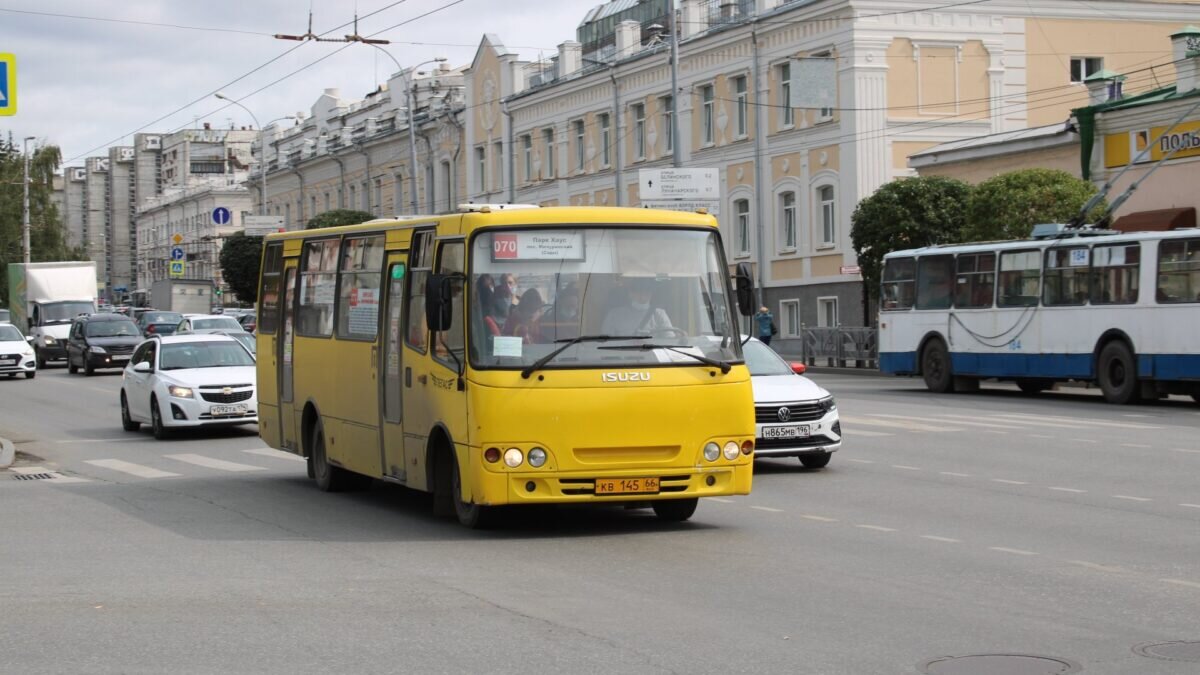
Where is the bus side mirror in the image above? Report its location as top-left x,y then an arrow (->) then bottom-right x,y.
425,275 -> 454,333
735,263 -> 755,317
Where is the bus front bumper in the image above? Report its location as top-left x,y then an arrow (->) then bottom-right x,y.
475,466 -> 753,505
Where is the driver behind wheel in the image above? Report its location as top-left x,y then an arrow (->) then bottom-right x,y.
600,277 -> 673,336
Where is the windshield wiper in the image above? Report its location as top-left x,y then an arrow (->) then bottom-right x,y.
520,334 -> 650,379
598,343 -> 732,374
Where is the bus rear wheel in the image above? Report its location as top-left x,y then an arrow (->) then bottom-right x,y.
921,339 -> 954,393
450,451 -> 495,529
652,498 -> 698,522
1097,341 -> 1141,404
310,420 -> 371,492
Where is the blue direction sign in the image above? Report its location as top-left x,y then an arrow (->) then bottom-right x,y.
212,207 -> 231,225
0,53 -> 16,117
170,246 -> 185,261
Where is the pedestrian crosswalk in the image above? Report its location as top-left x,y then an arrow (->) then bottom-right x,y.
838,410 -> 1164,438
16,448 -> 306,484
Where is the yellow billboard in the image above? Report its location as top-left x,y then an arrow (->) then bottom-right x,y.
1106,119 -> 1200,168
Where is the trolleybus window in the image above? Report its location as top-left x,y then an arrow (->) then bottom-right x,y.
298,238 -> 339,337
916,255 -> 953,310
258,243 -> 283,334
1091,243 -> 1139,305
881,258 -> 915,310
1157,238 -> 1200,303
336,235 -> 385,340
998,250 -> 1040,307
1044,246 -> 1090,306
954,252 -> 995,309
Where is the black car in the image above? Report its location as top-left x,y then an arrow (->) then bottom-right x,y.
136,311 -> 184,338
65,313 -> 143,375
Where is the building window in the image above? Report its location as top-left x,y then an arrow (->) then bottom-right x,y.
574,119 -> 586,172
1070,56 -> 1104,84
475,145 -> 487,193
631,103 -> 646,160
701,85 -> 715,146
323,192 -> 331,212
781,299 -> 800,337
661,95 -> 674,153
522,135 -> 533,182
348,185 -> 357,212
813,51 -> 835,121
734,198 -> 751,256
779,191 -> 797,250
361,181 -> 370,212
779,63 -> 794,128
734,75 -> 748,138
543,127 -> 555,179
817,297 -> 838,327
598,113 -> 611,167
393,176 -> 404,214
493,141 -> 504,191
818,185 -> 836,246
310,195 -> 317,219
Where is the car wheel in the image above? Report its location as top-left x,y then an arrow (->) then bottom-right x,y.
151,398 -> 170,440
84,360 -> 95,377
24,372 -> 34,380
121,392 -> 141,432
1097,341 -> 1140,405
799,453 -> 832,469
921,338 -> 954,393
310,419 -> 369,492
451,450 -> 496,528
36,350 -> 46,369
652,498 -> 699,522
68,355 -> 78,374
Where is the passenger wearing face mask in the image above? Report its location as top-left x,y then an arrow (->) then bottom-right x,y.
601,278 -> 673,336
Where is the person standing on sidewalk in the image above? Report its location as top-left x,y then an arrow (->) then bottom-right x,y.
754,306 -> 778,346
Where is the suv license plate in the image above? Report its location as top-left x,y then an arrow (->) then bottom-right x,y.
210,404 -> 247,417
762,425 -> 810,439
595,477 -> 660,495
0,359 -> 16,366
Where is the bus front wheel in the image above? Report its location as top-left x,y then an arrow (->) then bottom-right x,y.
450,452 -> 495,529
652,498 -> 698,522
310,420 -> 371,492
921,339 -> 954,393
1097,341 -> 1140,405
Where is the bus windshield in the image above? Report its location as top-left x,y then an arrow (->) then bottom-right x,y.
469,227 -> 742,369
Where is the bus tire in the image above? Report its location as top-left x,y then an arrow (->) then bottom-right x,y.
921,338 -> 954,393
450,451 -> 495,529
310,420 -> 370,492
1016,379 -> 1052,394
652,498 -> 699,522
1097,341 -> 1140,405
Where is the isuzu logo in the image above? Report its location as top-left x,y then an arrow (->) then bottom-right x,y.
777,407 -> 792,422
602,371 -> 651,382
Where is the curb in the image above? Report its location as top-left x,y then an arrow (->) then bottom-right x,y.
0,436 -> 14,469
775,356 -> 881,378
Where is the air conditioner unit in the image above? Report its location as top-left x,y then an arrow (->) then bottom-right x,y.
143,136 -> 162,150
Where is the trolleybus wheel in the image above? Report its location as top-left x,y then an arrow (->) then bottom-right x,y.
1097,341 -> 1140,405
310,419 -> 371,492
651,498 -> 698,522
921,338 -> 954,393
450,451 -> 495,529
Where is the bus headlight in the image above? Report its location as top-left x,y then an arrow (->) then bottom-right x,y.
704,442 -> 720,462
528,447 -> 547,468
503,448 -> 523,468
723,441 -> 740,460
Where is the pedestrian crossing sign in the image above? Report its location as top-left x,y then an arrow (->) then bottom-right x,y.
0,54 -> 16,117
169,261 -> 186,278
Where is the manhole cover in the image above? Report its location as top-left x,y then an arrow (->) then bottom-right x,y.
13,473 -> 55,481
1134,641 -> 1200,662
919,654 -> 1082,675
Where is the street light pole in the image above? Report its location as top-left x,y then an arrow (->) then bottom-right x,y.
22,136 -> 35,264
214,92 -> 266,215
667,0 -> 682,168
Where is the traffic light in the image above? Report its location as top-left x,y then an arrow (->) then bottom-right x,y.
215,289 -> 223,296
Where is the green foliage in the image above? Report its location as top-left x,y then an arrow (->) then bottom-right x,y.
850,175 -> 972,299
219,232 -> 265,304
305,209 -> 375,230
964,168 -> 1106,241
0,141 -> 77,302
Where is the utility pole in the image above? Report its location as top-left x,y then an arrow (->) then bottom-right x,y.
22,136 -> 35,264
667,0 -> 682,168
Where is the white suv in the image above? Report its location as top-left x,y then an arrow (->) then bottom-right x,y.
744,337 -> 842,469
120,334 -> 258,439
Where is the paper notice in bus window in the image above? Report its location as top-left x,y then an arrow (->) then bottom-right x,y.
493,336 -> 523,358
1070,249 -> 1089,267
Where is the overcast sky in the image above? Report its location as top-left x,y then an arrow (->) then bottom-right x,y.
0,0 -> 590,167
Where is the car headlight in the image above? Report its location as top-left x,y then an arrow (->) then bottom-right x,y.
818,396 -> 836,413
168,385 -> 194,399
503,448 -> 523,468
43,336 -> 55,345
528,447 -> 547,468
21,348 -> 33,356
704,442 -> 720,462
89,345 -> 107,353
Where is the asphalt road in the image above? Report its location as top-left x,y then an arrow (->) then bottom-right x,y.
1,365 -> 1198,674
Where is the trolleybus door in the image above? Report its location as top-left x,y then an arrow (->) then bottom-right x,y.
380,255 -> 410,482
278,264 -> 300,452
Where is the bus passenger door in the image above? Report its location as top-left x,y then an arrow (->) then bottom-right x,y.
380,254 -> 409,481
256,243 -> 284,449
278,265 -> 300,453
401,230 -> 436,492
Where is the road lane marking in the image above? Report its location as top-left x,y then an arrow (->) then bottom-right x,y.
1049,487 -> 1087,493
1068,438 -> 1098,444
856,524 -> 897,532
1180,503 -> 1200,509
939,471 -> 971,477
708,497 -> 735,503
1068,560 -> 1125,573
750,506 -> 783,513
989,547 -> 1038,556
800,515 -> 838,522
85,459 -> 180,479
1028,434 -> 1055,439
1161,578 -> 1200,590
844,430 -> 892,437
845,458 -> 874,464
921,535 -> 960,543
1122,443 -> 1152,449
164,454 -> 267,472
992,479 -> 1028,485
1171,448 -> 1200,455
1112,495 -> 1152,502
888,414 -> 1012,430
892,465 -> 921,471
991,413 -> 1160,430
243,448 -> 305,463
840,415 -> 961,432
54,438 -> 154,444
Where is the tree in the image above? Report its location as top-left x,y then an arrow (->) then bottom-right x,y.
219,232 -> 265,304
851,175 -> 972,304
306,209 -> 375,230
0,141 -> 79,302
964,168 -> 1106,242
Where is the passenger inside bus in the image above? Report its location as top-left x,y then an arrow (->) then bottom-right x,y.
503,289 -> 545,344
601,278 -> 673,335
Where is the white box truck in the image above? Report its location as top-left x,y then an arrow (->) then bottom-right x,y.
6,262 -> 98,367
150,279 -> 214,315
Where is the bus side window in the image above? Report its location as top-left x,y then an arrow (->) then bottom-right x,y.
433,242 -> 466,367
881,258 -> 915,310
916,255 -> 954,310
955,252 -> 995,309
405,231 -> 436,352
998,250 -> 1041,307
1091,244 -> 1139,305
1043,247 -> 1089,306
1157,238 -> 1200,303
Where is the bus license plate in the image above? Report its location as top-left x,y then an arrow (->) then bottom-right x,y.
210,404 -> 247,417
763,425 -> 810,439
595,477 -> 660,495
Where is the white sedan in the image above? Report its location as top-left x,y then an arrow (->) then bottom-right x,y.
120,334 -> 258,439
745,337 -> 842,469
0,322 -> 37,379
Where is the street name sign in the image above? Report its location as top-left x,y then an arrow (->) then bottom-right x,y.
0,54 -> 16,116
243,215 -> 286,237
638,168 -> 720,201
